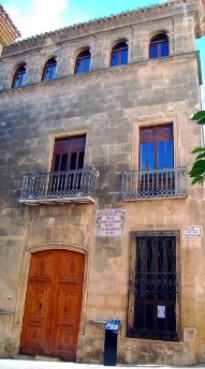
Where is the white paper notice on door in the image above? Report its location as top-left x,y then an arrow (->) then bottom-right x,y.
157,305 -> 166,318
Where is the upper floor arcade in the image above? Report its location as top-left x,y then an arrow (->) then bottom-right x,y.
0,0 -> 204,91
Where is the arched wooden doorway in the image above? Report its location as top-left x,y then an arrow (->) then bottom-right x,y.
20,249 -> 85,361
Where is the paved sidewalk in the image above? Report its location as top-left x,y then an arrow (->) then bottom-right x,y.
0,359 -> 205,369
0,360 -> 102,369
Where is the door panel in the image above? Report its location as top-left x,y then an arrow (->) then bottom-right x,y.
20,250 -> 85,360
21,285 -> 51,354
20,251 -> 55,356
54,289 -> 82,359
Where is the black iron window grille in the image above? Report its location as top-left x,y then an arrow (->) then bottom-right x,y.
127,231 -> 180,341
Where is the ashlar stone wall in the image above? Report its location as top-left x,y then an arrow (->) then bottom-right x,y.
0,0 -> 205,365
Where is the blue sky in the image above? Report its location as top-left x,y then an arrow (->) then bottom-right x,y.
1,0 -> 164,37
1,0 -> 205,105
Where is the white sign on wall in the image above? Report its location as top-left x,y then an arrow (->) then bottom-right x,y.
95,209 -> 126,236
183,226 -> 202,238
157,305 -> 166,319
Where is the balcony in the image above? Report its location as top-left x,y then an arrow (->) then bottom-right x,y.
121,167 -> 187,200
19,168 -> 97,205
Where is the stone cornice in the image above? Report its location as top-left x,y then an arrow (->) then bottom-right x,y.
1,0 -> 201,55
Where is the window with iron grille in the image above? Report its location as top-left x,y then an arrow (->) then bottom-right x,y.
127,231 -> 179,341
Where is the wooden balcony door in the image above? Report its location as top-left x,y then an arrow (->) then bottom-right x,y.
20,250 -> 85,361
52,135 -> 86,172
49,135 -> 86,193
139,124 -> 174,193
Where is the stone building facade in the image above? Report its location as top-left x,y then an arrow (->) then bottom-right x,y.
0,0 -> 205,365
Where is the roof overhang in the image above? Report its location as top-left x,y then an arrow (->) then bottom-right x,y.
0,5 -> 21,46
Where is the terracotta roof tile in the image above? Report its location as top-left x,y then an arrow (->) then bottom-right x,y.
0,4 -> 21,38
6,0 -> 198,46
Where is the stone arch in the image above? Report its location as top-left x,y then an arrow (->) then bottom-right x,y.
148,28 -> 169,40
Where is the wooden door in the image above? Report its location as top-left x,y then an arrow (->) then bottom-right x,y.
20,250 -> 85,360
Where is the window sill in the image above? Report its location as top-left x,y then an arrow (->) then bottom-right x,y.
124,334 -> 181,344
121,194 -> 187,202
19,196 -> 96,205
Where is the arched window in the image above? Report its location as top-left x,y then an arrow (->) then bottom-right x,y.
42,58 -> 57,81
74,50 -> 91,74
110,42 -> 128,67
149,33 -> 169,59
12,64 -> 26,88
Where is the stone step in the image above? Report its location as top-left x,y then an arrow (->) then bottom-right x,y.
35,355 -> 60,362
14,354 -> 60,362
14,354 -> 35,361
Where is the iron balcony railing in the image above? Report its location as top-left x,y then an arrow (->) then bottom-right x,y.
121,167 -> 187,200
20,168 -> 97,203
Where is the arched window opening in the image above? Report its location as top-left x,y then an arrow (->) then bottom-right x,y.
42,58 -> 57,81
12,64 -> 26,88
110,42 -> 128,67
74,50 -> 91,74
149,33 -> 169,59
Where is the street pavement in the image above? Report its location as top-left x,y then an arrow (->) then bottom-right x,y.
0,360 -> 101,369
0,359 -> 205,369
